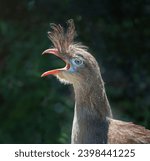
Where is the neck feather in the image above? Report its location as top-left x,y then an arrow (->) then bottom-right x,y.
73,74 -> 112,119
71,73 -> 112,143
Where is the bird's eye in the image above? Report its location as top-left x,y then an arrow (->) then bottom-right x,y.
72,58 -> 83,66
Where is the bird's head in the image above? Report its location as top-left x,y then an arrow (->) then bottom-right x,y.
41,20 -> 101,85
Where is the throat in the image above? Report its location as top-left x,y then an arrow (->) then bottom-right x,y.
71,78 -> 112,143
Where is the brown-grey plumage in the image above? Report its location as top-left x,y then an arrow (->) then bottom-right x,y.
41,19 -> 150,144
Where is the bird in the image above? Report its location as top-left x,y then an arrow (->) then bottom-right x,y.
41,19 -> 150,144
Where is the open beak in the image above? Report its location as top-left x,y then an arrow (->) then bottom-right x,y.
41,48 -> 70,77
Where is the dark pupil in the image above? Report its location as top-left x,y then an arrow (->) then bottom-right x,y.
75,59 -> 81,64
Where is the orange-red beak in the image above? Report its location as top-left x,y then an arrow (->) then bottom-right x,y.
41,48 -> 70,77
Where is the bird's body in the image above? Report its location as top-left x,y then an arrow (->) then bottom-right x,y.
41,20 -> 150,143
108,119 -> 150,144
72,110 -> 150,144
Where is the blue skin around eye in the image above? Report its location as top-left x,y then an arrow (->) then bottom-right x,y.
68,65 -> 77,73
68,58 -> 83,73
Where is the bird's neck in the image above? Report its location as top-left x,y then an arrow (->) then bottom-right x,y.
73,76 -> 112,119
71,75 -> 112,143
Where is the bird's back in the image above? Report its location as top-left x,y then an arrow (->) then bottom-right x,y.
108,118 -> 150,144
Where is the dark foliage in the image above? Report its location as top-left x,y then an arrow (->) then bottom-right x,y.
0,0 -> 150,143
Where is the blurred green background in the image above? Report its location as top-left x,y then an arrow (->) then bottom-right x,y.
0,0 -> 150,143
